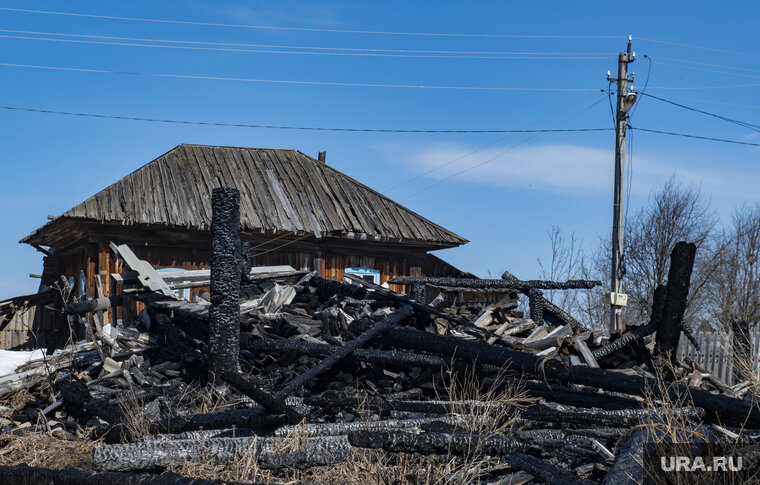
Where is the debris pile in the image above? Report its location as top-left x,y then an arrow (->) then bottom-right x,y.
0,191 -> 758,484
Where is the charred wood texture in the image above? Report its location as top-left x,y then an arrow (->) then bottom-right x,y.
274,416 -> 474,437
95,407 -> 285,444
222,371 -> 302,422
528,289 -> 544,325
602,429 -> 645,485
388,276 -> 600,291
209,187 -> 241,379
150,312 -> 203,364
347,429 -> 527,455
61,381 -> 123,425
350,320 -> 760,427
503,452 -> 594,485
63,296 -> 123,315
274,304 -> 413,400
655,241 -> 697,360
93,435 -> 349,472
0,466 -> 247,485
242,336 -> 450,369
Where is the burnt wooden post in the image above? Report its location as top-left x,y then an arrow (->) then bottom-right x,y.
528,288 -> 544,325
732,319 -> 752,384
209,187 -> 241,379
655,241 -> 697,362
409,283 -> 425,302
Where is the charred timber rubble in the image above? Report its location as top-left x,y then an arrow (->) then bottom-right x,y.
1,192 -> 758,483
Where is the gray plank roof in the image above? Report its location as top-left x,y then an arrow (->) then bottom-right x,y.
22,144 -> 467,248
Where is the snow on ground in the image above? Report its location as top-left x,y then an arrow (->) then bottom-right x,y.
0,349 -> 45,377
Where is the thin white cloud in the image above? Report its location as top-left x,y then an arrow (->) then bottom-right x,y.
393,142 -> 760,197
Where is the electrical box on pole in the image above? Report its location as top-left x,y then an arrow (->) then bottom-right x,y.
607,37 -> 636,333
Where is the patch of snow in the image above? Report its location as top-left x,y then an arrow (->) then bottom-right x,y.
0,349 -> 46,377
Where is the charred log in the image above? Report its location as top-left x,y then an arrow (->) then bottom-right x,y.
0,466 -> 247,485
208,187 -> 242,379
655,241 -> 697,361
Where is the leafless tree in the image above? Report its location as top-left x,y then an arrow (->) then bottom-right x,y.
536,226 -> 605,329
620,176 -> 719,328
707,203 -> 760,330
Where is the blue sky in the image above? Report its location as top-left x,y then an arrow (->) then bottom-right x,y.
2,1 -> 760,298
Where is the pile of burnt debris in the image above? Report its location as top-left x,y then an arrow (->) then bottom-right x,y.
0,189 -> 758,485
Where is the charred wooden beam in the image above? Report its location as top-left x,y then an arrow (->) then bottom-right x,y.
350,320 -> 760,427
388,276 -> 601,291
93,435 -> 349,473
274,304 -> 414,400
150,312 -> 203,365
503,452 -> 594,485
209,187 -> 242,379
341,273 -> 474,329
602,429 -> 645,485
347,429 -> 528,456
0,465 -> 247,485
94,407 -> 285,444
655,241 -> 697,361
222,371 -> 302,423
528,289 -> 544,325
63,295 -> 123,315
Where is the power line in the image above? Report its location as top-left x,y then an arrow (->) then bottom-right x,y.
650,59 -> 760,81
0,33 -> 615,59
0,7 -> 621,39
631,127 -> 760,147
0,29 -> 613,58
649,95 -> 760,110
0,62 -> 604,91
647,81 -> 760,91
637,37 -> 760,60
640,92 -> 760,133
654,56 -> 760,75
0,105 -> 613,133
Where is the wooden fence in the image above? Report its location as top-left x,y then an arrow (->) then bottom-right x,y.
677,330 -> 760,385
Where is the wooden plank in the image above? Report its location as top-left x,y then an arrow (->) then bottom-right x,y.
292,152 -> 342,231
225,147 -> 264,229
574,338 -> 599,368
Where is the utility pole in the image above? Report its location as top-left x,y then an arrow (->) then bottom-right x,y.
607,37 -> 636,333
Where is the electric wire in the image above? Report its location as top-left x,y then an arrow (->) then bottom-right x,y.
0,62 -> 603,92
0,7 -> 621,39
0,29 -> 613,58
0,33 -> 615,59
640,92 -> 760,133
649,58 -> 760,81
649,95 -> 760,110
630,127 -> 760,147
636,37 -> 760,60
0,105 -> 612,134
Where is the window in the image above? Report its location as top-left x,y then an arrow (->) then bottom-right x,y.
344,267 -> 381,285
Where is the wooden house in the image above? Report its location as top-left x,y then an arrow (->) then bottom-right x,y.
13,144 -> 470,348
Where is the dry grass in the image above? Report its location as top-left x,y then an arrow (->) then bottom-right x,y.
0,430 -> 96,469
164,365 -> 533,484
117,380 -> 231,441
635,359 -> 760,485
